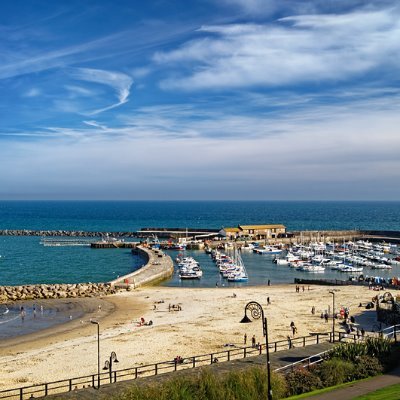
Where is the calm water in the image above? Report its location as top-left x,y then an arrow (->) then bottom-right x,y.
0,201 -> 399,286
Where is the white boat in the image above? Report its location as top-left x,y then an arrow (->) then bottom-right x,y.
297,264 -> 325,273
179,269 -> 202,279
254,246 -> 282,255
339,265 -> 363,273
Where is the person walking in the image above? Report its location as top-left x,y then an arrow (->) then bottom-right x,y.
244,333 -> 247,345
251,335 -> 256,348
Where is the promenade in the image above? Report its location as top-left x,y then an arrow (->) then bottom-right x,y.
45,342 -> 336,399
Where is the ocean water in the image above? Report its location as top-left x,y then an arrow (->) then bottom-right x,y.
0,200 -> 399,287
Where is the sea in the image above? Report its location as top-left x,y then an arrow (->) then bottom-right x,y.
0,200 -> 400,288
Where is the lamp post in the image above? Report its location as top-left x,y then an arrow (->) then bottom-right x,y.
91,320 -> 100,388
103,351 -> 119,383
329,292 -> 335,342
240,301 -> 272,400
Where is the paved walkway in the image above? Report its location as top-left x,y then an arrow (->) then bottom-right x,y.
308,365 -> 400,400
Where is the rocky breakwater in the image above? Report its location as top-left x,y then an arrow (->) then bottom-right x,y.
0,282 -> 117,303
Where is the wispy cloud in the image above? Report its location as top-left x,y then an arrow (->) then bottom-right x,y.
155,7 -> 400,90
68,67 -> 133,114
22,88 -> 41,97
83,120 -> 108,130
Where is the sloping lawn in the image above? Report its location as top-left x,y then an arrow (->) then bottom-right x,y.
352,383 -> 400,400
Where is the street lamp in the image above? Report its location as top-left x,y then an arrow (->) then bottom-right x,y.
103,351 -> 119,383
240,301 -> 272,400
91,320 -> 100,388
329,292 -> 335,342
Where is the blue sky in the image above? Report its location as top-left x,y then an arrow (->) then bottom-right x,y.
1,0 -> 400,200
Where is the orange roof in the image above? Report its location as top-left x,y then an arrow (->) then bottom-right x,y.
223,227 -> 241,233
239,224 -> 286,230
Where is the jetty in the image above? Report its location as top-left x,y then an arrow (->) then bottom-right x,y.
110,246 -> 174,289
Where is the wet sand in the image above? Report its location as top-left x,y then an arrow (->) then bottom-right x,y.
0,284 -> 383,390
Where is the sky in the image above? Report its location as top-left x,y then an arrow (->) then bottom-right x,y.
1,0 -> 400,200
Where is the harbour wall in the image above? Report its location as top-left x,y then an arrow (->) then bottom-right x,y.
1,229 -> 398,242
109,246 -> 174,289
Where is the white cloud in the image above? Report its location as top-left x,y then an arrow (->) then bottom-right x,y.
23,88 -> 41,97
69,67 -> 133,114
155,7 -> 400,90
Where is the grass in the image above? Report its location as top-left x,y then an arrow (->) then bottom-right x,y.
284,377 -> 375,399
352,383 -> 400,400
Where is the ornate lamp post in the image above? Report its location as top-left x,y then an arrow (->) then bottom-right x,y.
103,351 -> 119,383
240,301 -> 272,400
329,291 -> 335,342
90,320 -> 100,388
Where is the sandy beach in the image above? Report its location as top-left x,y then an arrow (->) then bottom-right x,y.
0,284 -> 383,391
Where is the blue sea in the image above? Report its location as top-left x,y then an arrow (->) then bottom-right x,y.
0,201 -> 399,287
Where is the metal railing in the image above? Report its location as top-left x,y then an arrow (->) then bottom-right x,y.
2,327 -> 397,400
0,332 -> 333,400
274,349 -> 331,374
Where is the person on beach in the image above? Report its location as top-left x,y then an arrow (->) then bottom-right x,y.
244,333 -> 247,345
268,279 -> 271,286
251,335 -> 256,347
311,306 -> 315,315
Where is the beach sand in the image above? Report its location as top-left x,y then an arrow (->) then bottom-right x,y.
0,284 -> 382,390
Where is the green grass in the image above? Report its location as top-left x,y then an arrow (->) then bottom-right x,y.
352,383 -> 400,400
284,377 -> 375,399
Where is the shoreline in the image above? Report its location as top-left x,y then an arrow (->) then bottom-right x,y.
0,283 -> 385,391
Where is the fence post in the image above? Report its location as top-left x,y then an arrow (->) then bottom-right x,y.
192,357 -> 196,368
227,350 -> 230,361
316,334 -> 319,344
135,367 -> 138,379
155,364 -> 158,376
92,375 -> 95,387
274,342 -> 277,352
211,354 -> 214,365
45,383 -> 48,396
244,347 -> 247,358
303,336 -> 306,347
19,388 -> 23,400
69,379 -> 72,391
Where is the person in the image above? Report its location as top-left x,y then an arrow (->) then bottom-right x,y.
20,306 -> 26,321
324,312 -> 329,323
311,306 -> 315,315
244,333 -> 247,345
267,279 -> 271,286
287,335 -> 292,349
267,297 -> 271,305
251,335 -> 256,348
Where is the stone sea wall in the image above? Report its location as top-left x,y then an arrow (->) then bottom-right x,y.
0,282 -> 117,303
0,229 -> 138,237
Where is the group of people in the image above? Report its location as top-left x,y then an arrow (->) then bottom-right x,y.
168,304 -> 182,312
